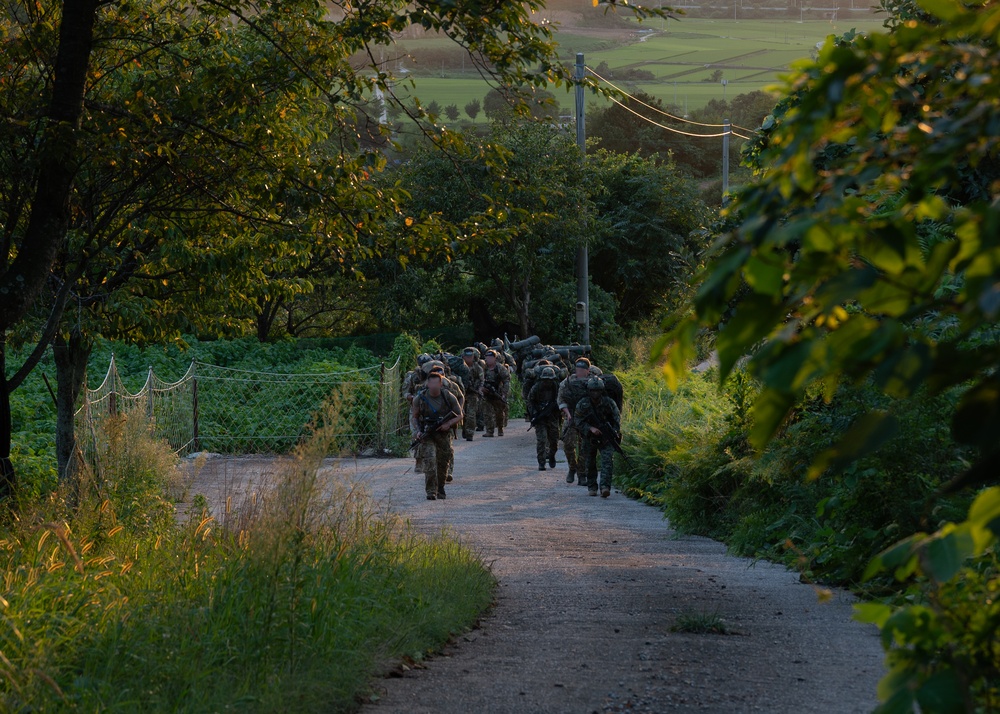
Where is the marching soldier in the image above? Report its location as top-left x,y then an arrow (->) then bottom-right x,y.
459,347 -> 484,441
527,366 -> 561,471
589,365 -> 624,411
557,357 -> 593,485
574,377 -> 622,498
410,373 -> 463,500
482,349 -> 510,437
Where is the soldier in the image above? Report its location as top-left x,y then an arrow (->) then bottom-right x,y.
481,349 -> 510,437
459,347 -> 484,441
574,377 -> 622,498
428,364 -> 464,484
410,373 -> 463,500
402,353 -> 434,474
557,357 -> 593,485
527,366 -> 561,471
589,365 -> 624,411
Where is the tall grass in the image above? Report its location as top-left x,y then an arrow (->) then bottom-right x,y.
614,364 -> 973,587
1,393 -> 494,712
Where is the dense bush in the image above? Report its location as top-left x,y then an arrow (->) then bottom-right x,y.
616,367 -> 974,588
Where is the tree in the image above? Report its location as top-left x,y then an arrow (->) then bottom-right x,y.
444,104 -> 460,122
1,0 -> 650,499
392,123 -> 593,338
587,150 -> 711,324
464,98 -> 481,121
657,5 -> 1000,706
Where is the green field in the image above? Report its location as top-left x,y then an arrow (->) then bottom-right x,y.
396,17 -> 886,118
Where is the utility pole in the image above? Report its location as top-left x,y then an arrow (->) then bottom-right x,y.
574,53 -> 590,345
722,119 -> 731,201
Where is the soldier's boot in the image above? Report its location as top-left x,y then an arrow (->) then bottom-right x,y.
601,487 -> 611,498
588,486 -> 599,496
548,454 -> 557,468
566,469 -> 575,484
484,431 -> 494,437
538,462 -> 546,471
497,427 -> 504,436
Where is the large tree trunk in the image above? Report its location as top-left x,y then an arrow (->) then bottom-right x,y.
0,0 -> 101,500
0,0 -> 101,333
53,331 -> 92,491
0,336 -> 14,500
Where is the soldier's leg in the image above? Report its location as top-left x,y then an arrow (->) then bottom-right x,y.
599,444 -> 615,497
419,440 -> 439,499
535,428 -> 548,469
584,439 -> 599,495
544,420 -> 559,467
476,400 -> 485,431
562,425 -> 578,483
463,394 -> 479,440
484,400 -> 497,436
435,432 -> 453,498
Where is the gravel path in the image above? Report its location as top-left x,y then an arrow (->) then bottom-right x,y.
341,426 -> 886,714
181,426 -> 885,713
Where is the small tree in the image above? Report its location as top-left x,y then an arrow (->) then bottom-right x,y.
426,100 -> 441,119
464,98 -> 481,120
444,104 -> 460,121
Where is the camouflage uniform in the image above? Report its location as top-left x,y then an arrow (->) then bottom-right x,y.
482,355 -> 510,437
410,387 -> 462,499
574,380 -> 621,497
459,349 -> 484,441
557,374 -> 590,484
527,371 -> 561,470
590,366 -> 624,411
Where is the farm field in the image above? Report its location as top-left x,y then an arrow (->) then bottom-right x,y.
395,17 -> 886,118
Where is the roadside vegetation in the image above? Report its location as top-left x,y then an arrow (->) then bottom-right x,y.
1,401 -> 493,712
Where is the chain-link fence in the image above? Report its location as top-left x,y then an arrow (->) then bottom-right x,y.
76,356 -> 407,457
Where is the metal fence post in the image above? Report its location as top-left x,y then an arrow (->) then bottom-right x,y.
192,361 -> 200,452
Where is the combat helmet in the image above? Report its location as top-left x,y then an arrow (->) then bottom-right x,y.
589,366 -> 604,376
587,377 -> 605,391
540,366 -> 558,380
417,353 -> 433,366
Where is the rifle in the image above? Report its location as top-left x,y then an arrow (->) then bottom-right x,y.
527,401 -> 559,432
482,382 -> 507,404
597,419 -> 630,463
410,416 -> 446,451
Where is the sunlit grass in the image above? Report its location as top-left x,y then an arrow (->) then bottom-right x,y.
0,394 -> 494,712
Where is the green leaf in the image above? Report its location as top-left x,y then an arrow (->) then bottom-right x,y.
749,388 -> 796,450
915,669 -> 966,714
807,412 -> 900,480
716,295 -> 786,380
853,601 -> 892,626
744,253 -> 785,296
967,486 -> 1000,538
922,530 -> 974,583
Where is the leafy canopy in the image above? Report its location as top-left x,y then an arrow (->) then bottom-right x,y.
658,0 -> 1000,484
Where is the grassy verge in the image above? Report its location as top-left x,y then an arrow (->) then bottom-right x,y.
614,365 -> 973,590
2,397 -> 494,713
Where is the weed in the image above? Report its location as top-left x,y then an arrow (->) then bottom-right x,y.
671,610 -> 733,635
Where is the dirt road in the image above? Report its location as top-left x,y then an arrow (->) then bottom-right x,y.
329,426 -> 887,714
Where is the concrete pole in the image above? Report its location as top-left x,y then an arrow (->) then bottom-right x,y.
575,53 -> 590,345
722,119 -> 731,201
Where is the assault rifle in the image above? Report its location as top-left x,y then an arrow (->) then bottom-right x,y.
597,419 -> 630,463
482,383 -> 507,404
410,415 -> 446,450
527,401 -> 560,432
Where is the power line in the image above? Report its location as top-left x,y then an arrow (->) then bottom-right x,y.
586,65 -> 757,137
607,94 -> 751,140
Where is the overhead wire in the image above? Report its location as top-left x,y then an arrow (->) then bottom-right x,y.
607,94 -> 753,140
586,65 -> 756,139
